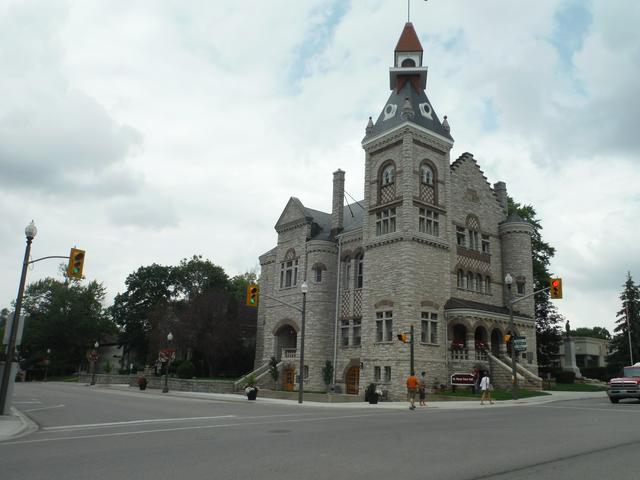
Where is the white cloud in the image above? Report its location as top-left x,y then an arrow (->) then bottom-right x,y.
0,0 -> 638,336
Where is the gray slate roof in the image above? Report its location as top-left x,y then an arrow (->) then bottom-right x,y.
304,202 -> 364,241
366,79 -> 453,141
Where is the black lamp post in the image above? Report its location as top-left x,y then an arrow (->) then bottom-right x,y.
0,221 -> 37,416
505,273 -> 519,400
90,341 -> 99,385
298,281 -> 308,404
163,332 -> 173,393
44,348 -> 51,382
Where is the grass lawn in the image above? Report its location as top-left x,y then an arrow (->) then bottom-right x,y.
547,383 -> 607,392
438,388 -> 550,401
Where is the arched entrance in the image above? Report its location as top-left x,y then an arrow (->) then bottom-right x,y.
474,326 -> 488,350
274,324 -> 297,360
452,324 -> 467,348
345,365 -> 360,394
282,366 -> 295,391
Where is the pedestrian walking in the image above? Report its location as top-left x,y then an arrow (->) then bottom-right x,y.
480,371 -> 494,405
418,371 -> 427,406
406,372 -> 419,410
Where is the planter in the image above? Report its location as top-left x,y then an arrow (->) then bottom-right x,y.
139,384 -> 146,391
246,388 -> 258,400
368,394 -> 379,404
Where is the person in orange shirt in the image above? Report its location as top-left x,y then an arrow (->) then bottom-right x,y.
406,372 -> 419,410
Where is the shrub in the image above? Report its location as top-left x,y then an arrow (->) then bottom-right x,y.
580,367 -> 610,381
269,357 -> 279,384
176,360 -> 196,379
554,371 -> 576,384
322,360 -> 333,387
104,361 -> 112,374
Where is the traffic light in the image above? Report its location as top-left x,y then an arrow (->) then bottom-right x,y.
397,333 -> 408,343
246,284 -> 259,307
550,278 -> 563,299
67,248 -> 85,279
504,334 -> 512,344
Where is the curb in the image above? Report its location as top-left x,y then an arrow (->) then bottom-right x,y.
0,407 -> 39,442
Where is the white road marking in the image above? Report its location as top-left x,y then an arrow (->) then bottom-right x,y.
2,412 -> 392,446
532,404 -> 640,414
13,401 -> 43,404
41,415 -> 237,432
23,404 -> 65,412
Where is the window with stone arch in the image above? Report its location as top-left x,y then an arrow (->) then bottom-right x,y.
466,214 -> 480,251
457,269 -> 465,289
280,248 -> 299,288
378,161 -> 396,204
419,160 -> 437,204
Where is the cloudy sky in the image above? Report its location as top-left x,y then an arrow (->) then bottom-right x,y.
1,0 -> 639,333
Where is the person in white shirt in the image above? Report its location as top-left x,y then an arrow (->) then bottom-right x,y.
480,372 -> 494,405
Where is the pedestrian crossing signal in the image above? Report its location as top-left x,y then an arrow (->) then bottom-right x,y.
397,333 -> 408,343
246,284 -> 259,307
550,278 -> 563,299
67,248 -> 85,279
504,334 -> 512,343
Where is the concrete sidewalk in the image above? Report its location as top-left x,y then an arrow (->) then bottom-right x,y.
100,384 -> 607,410
0,407 -> 38,443
0,385 -> 606,442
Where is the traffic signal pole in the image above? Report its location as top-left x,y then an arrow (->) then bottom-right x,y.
410,325 -> 415,376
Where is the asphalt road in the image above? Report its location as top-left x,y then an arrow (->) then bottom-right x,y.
1,382 -> 640,480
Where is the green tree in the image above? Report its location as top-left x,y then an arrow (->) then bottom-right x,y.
571,326 -> 611,340
20,278 -> 115,376
173,255 -> 229,300
508,198 -> 563,368
229,271 -> 258,302
608,272 -> 640,369
0,308 -> 9,342
110,263 -> 174,364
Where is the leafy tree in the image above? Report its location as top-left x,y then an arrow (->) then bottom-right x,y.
110,264 -> 174,364
608,272 -> 640,369
173,255 -> 229,300
570,326 -> 611,340
19,277 -> 115,376
0,308 -> 9,342
229,271 -> 258,302
508,198 -> 563,368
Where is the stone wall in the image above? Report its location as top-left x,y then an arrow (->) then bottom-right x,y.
77,374 -> 235,393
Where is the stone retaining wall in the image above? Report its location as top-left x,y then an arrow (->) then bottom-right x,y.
78,374 -> 235,393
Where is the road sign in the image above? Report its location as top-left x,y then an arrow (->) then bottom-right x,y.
86,350 -> 99,362
451,373 -> 475,386
513,337 -> 527,352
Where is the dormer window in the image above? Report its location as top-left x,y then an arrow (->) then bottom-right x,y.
401,58 -> 416,67
382,165 -> 395,185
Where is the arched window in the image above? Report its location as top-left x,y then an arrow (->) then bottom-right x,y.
485,276 -> 491,293
419,161 -> 437,204
381,165 -> 395,185
378,161 -> 396,204
476,273 -> 484,293
457,270 -> 465,289
401,58 -> 416,67
466,215 -> 480,251
421,164 -> 434,185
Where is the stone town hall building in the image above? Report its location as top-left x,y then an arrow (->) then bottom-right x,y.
254,23 -> 541,399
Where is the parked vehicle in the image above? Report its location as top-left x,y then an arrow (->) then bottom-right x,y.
607,363 -> 640,403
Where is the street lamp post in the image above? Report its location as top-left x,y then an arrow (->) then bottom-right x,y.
298,281 -> 308,404
0,221 -> 37,416
44,348 -> 51,382
505,274 -> 519,400
163,332 -> 173,393
90,341 -> 99,385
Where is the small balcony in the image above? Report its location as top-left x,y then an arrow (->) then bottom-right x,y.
281,348 -> 297,360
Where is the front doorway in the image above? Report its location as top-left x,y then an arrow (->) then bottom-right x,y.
345,366 -> 360,394
283,367 -> 295,391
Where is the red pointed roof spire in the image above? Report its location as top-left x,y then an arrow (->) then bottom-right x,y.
395,22 -> 423,52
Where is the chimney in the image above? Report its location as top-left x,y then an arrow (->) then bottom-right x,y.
494,181 -> 508,214
331,169 -> 345,237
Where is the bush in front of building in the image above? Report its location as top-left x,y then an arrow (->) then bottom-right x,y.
553,371 -> 576,384
580,367 -> 611,382
177,360 -> 196,379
